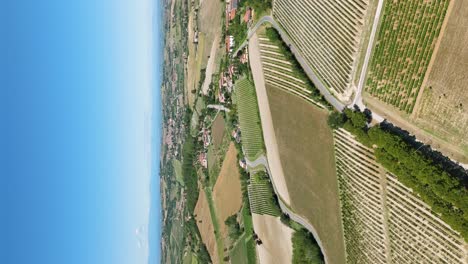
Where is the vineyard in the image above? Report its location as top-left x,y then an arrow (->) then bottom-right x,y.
247,172 -> 281,217
333,128 -> 468,263
273,0 -> 373,98
257,28 -> 325,108
235,77 -> 264,160
334,128 -> 388,264
365,0 -> 450,113
385,173 -> 467,263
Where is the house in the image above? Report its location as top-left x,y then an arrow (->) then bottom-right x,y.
231,127 -> 241,143
226,35 -> 235,53
218,89 -> 225,103
240,49 -> 249,64
243,8 -> 252,23
239,158 -> 247,170
198,152 -> 208,168
202,129 -> 211,148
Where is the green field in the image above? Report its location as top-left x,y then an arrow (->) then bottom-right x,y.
247,172 -> 281,217
242,202 -> 257,264
235,78 -> 264,160
365,0 -> 450,113
230,234 -> 248,264
204,187 -> 225,261
172,159 -> 184,185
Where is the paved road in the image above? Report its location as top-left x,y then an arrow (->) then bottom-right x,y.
245,155 -> 330,264
352,0 -> 385,110
235,16 -> 345,111
207,104 -> 230,112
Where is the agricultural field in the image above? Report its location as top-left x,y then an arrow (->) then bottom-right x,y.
333,127 -> 468,263
252,214 -> 293,264
186,0 -> 224,106
412,0 -> 468,159
211,114 -> 226,149
172,159 -> 184,185
266,87 -> 346,264
273,0 -> 376,99
213,143 -> 243,240
365,0 -> 450,113
235,77 -> 265,160
247,172 -> 281,217
256,28 -> 325,108
333,128 -> 388,264
194,189 -> 220,264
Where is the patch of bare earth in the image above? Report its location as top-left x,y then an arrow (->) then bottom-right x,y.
411,0 -> 468,161
266,86 -> 347,264
213,143 -> 243,239
194,189 -> 219,264
252,214 -> 293,264
211,114 -> 226,149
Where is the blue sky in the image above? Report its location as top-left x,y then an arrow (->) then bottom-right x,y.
1,0 -> 162,263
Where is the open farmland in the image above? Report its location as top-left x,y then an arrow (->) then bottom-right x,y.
213,143 -> 243,239
273,0 -> 376,100
252,214 -> 293,264
365,0 -> 450,113
334,128 -> 388,263
265,86 -> 346,264
211,114 -> 225,149
194,190 -> 219,264
235,77 -> 264,160
412,0 -> 468,158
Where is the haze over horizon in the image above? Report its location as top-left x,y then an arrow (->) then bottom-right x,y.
1,0 -> 162,263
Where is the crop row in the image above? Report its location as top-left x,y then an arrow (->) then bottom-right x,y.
334,129 -> 389,264
235,78 -> 264,160
365,0 -> 450,113
333,125 -> 468,263
247,173 -> 281,217
257,34 -> 326,108
273,0 -> 370,95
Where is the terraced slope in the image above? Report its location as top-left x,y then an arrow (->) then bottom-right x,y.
257,33 -> 325,108
334,128 -> 468,263
235,78 -> 264,160
365,0 -> 450,113
273,0 -> 374,99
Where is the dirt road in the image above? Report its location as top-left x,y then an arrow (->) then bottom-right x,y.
248,33 -> 291,204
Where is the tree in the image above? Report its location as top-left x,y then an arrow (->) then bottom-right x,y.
327,111 -> 346,129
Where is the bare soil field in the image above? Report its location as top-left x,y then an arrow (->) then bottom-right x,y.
252,214 -> 293,264
211,114 -> 225,149
412,0 -> 468,160
198,0 -> 223,64
213,143 -> 243,239
249,33 -> 291,204
266,86 -> 346,264
194,189 -> 219,264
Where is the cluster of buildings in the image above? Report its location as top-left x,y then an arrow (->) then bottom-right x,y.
197,127 -> 211,168
224,0 -> 253,54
